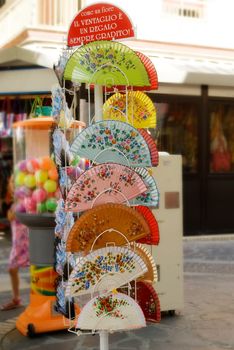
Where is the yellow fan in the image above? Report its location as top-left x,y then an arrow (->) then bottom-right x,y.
103,91 -> 156,129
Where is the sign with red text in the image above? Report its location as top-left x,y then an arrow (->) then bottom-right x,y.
67,3 -> 135,47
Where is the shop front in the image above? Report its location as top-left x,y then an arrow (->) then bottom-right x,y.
150,86 -> 234,235
1,46 -> 234,236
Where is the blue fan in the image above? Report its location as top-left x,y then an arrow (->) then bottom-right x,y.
70,120 -> 152,167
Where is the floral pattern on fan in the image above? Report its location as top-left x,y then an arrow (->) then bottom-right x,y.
103,91 -> 156,129
78,47 -> 136,75
65,163 -> 147,212
94,295 -> 129,319
83,126 -> 140,161
70,120 -> 152,167
72,250 -> 136,294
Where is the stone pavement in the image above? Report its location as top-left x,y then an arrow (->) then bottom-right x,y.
0,231 -> 234,350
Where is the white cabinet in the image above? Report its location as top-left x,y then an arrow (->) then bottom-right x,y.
151,154 -> 184,312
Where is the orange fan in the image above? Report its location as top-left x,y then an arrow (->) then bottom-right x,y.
138,129 -> 159,167
66,203 -> 150,253
135,206 -> 160,245
119,281 -> 161,323
131,243 -> 157,283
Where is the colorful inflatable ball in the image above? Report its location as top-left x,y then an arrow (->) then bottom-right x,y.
24,197 -> 37,213
32,188 -> 47,203
43,179 -> 57,193
37,202 -> 47,213
26,158 -> 40,173
15,172 -> 27,187
45,198 -> 57,212
18,160 -> 28,172
24,174 -> 36,189
35,170 -> 48,184
15,186 -> 32,199
48,168 -> 58,181
39,156 -> 55,171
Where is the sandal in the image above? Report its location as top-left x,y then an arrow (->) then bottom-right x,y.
1,298 -> 22,311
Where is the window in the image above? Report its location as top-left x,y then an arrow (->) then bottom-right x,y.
150,101 -> 198,173
163,0 -> 206,19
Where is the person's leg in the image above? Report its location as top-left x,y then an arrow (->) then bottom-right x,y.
9,267 -> 20,302
1,267 -> 22,310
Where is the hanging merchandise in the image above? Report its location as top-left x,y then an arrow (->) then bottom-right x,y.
50,2 -> 162,345
65,246 -> 147,297
135,51 -> 159,91
135,206 -> 160,245
30,96 -> 52,118
76,292 -> 146,331
65,163 -> 147,212
138,129 -> 159,166
131,243 -> 158,283
103,91 -> 157,129
119,281 -> 161,323
66,203 -> 151,253
63,40 -> 150,87
130,167 -> 159,207
70,120 -> 153,167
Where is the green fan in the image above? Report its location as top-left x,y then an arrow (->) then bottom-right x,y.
63,40 -> 151,87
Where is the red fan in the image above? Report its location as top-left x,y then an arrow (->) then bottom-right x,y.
124,281 -> 161,323
135,206 -> 160,245
136,51 -> 158,91
138,129 -> 159,167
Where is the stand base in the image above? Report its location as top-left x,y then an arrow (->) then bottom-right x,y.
16,293 -> 67,336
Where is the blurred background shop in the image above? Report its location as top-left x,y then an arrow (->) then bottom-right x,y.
0,0 -> 234,235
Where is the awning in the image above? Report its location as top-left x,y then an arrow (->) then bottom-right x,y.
150,55 -> 234,87
0,47 -> 59,94
1,46 -> 234,95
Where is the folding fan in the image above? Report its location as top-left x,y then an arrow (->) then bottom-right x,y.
65,246 -> 148,297
130,167 -> 159,207
103,91 -> 157,129
70,120 -> 152,167
119,281 -> 161,323
76,292 -> 146,331
65,163 -> 147,212
135,206 -> 160,245
66,203 -> 150,253
63,40 -> 150,87
136,51 -> 159,91
101,51 -> 158,92
138,129 -> 159,166
131,243 -> 157,283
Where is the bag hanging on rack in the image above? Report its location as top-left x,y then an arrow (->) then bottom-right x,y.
30,96 -> 52,118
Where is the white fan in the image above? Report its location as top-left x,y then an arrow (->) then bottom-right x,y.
65,246 -> 147,297
76,292 -> 146,331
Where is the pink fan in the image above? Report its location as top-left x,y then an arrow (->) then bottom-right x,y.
65,163 -> 147,212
